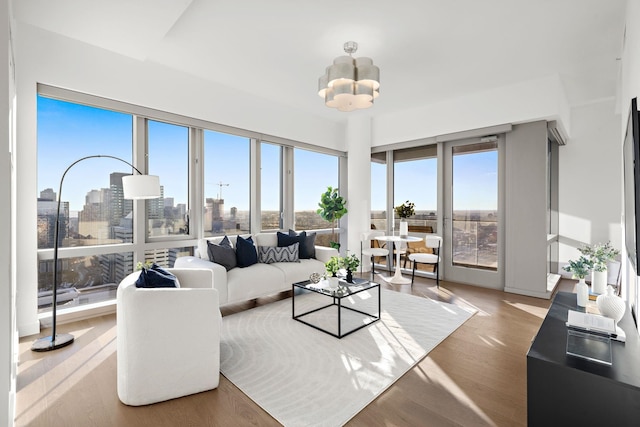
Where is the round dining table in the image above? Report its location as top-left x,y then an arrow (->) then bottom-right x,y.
374,234 -> 423,284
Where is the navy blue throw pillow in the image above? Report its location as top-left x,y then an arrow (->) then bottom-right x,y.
287,230 -> 316,259
236,235 -> 258,268
135,263 -> 180,288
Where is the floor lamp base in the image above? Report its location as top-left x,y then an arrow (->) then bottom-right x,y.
31,333 -> 75,352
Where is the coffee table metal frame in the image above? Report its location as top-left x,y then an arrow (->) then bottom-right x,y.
292,278 -> 381,339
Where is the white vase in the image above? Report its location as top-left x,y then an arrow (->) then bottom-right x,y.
328,276 -> 339,290
597,285 -> 625,324
399,220 -> 408,237
591,269 -> 608,295
576,278 -> 588,308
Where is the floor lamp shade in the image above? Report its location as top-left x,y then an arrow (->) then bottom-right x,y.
122,174 -> 161,199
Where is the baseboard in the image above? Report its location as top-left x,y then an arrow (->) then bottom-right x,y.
504,286 -> 553,299
38,300 -> 116,329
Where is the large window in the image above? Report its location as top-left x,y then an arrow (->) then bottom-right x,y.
294,148 -> 337,232
147,120 -> 189,238
393,146 -> 438,233
203,130 -> 250,236
37,95 -> 135,311
36,88 -> 345,314
451,142 -> 498,270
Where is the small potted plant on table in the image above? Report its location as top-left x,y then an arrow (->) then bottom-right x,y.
394,200 -> 415,237
342,254 -> 360,283
563,256 -> 591,307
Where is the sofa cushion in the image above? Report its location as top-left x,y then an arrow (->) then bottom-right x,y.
235,235 -> 258,268
135,264 -> 180,288
258,243 -> 300,263
207,237 -> 237,271
288,229 -> 316,259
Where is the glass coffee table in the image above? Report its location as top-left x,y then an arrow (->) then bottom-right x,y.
292,278 -> 380,338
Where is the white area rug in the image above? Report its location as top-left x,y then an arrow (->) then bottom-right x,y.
220,288 -> 476,427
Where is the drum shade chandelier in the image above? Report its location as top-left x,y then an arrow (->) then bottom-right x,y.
318,41 -> 380,112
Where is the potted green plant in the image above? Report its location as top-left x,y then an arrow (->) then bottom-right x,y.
341,254 -> 360,283
325,256 -> 342,277
324,256 -> 342,289
563,255 -> 591,307
317,186 -> 348,250
578,242 -> 619,294
394,200 -> 415,236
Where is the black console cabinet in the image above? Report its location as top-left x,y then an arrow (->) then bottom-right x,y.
527,292 -> 640,426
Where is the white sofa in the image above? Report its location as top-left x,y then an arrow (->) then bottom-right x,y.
117,268 -> 221,406
174,232 -> 338,306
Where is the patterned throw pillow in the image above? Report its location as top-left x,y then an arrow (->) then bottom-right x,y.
258,243 -> 300,263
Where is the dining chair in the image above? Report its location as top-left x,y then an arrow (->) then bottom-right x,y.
360,230 -> 389,279
407,235 -> 442,287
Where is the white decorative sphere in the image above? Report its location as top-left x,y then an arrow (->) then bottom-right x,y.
596,286 -> 626,324
309,272 -> 322,284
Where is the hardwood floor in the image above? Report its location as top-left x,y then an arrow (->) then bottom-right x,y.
16,275 -> 573,427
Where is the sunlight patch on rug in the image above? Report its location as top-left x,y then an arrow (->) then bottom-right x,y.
220,289 -> 476,427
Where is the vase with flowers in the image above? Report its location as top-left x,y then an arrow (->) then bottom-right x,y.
394,200 -> 415,237
563,256 -> 591,307
578,242 -> 619,295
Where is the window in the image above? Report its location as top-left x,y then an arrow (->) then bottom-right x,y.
37,97 -> 134,249
393,146 -> 438,233
203,130 -> 250,236
294,148 -> 338,232
261,142 -> 282,231
147,120 -> 189,238
371,155 -> 387,231
37,95 -> 135,309
36,87 -> 345,314
451,142 -> 498,270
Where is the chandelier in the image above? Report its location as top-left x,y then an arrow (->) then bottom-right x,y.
318,41 -> 380,112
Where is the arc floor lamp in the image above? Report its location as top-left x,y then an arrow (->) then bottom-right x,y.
31,155 -> 160,352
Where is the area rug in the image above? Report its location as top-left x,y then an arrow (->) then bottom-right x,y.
220,288 -> 476,427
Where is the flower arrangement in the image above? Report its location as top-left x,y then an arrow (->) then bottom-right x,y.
578,242 -> 619,272
563,256 -> 591,280
394,200 -> 415,219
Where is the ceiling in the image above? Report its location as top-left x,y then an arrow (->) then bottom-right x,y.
13,0 -> 627,123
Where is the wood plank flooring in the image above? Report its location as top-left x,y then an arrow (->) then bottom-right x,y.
16,274 -> 572,427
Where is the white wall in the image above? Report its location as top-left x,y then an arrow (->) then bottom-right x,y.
14,22 -> 346,336
372,74 -> 571,146
558,99 -> 622,269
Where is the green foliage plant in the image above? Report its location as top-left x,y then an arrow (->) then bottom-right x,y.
342,253 -> 360,271
317,186 -> 348,249
563,256 -> 591,279
394,200 -> 415,219
578,241 -> 620,272
325,256 -> 342,277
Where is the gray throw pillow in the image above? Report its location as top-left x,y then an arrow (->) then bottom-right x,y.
288,229 -> 316,259
207,237 -> 236,271
258,243 -> 300,263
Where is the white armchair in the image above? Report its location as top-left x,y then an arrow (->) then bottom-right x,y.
117,268 -> 221,406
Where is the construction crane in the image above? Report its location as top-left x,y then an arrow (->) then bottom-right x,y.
216,181 -> 229,199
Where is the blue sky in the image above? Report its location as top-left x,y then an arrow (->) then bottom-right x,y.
38,96 -> 496,213
37,96 -> 338,212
